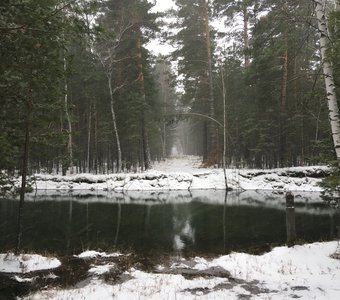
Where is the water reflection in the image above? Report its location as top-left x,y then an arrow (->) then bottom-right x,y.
286,207 -> 296,246
0,190 -> 339,256
285,192 -> 297,246
223,191 -> 228,252
172,204 -> 195,254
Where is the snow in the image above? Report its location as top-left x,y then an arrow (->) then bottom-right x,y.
88,264 -> 116,275
4,157 -> 337,299
19,242 -> 340,300
24,156 -> 329,192
13,275 -> 35,282
151,0 -> 175,13
198,241 -> 340,299
76,250 -> 122,259
0,253 -> 61,273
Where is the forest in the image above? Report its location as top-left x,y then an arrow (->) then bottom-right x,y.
1,2 -> 340,298
1,0 -> 340,181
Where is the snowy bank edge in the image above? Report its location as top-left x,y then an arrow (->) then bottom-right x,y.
0,253 -> 61,274
14,241 -> 340,300
21,165 -> 329,192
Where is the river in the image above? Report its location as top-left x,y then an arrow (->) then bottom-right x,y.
0,190 -> 338,256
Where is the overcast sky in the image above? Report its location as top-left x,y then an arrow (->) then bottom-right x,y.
146,0 -> 176,55
151,0 -> 175,13
146,0 -> 229,56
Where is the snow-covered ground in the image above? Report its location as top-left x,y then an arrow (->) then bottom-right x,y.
25,156 -> 329,192
0,253 -> 60,274
2,242 -> 337,300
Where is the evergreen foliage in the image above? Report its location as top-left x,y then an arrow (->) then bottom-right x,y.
0,0 -> 339,191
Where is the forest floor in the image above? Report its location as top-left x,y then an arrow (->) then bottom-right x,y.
1,156 -> 339,299
1,242 -> 340,300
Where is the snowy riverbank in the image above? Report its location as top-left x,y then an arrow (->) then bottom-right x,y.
2,157 -> 339,299
1,242 -> 339,300
24,157 -> 329,192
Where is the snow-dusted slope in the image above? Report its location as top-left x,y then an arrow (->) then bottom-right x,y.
0,253 -> 60,273
24,156 -> 329,192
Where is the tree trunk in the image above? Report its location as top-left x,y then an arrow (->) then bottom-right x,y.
161,66 -> 167,159
141,116 -> 151,170
87,102 -> 92,173
93,102 -> 98,174
243,3 -> 250,67
64,58 -> 74,174
136,29 -> 151,170
221,67 -> 229,190
107,73 -> 122,173
279,6 -> 288,167
162,122 -> 167,159
202,0 -> 216,156
16,101 -> 32,254
315,0 -> 340,159
280,49 -> 288,114
279,47 -> 288,167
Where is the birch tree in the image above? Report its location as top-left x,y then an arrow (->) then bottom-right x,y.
315,0 -> 340,159
96,16 -> 135,173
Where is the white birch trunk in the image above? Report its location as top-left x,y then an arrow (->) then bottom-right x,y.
315,0 -> 340,159
107,73 -> 122,173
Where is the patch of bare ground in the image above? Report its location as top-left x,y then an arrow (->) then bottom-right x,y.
157,261 -> 278,298
0,252 -> 163,299
0,251 -> 312,300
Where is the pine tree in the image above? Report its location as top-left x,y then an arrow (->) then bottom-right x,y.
153,56 -> 178,159
171,0 -> 216,161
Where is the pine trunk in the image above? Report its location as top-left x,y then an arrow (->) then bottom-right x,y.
64,59 -> 74,174
93,102 -> 98,174
136,29 -> 151,170
221,67 -> 228,189
279,11 -> 288,167
202,0 -> 216,157
280,49 -> 288,113
243,3 -> 250,67
280,48 -> 288,166
161,64 -> 167,159
315,0 -> 340,159
87,102 -> 92,173
16,100 -> 32,254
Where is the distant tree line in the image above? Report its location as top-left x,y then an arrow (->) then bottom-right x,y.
173,0 -> 340,168
0,0 -> 177,181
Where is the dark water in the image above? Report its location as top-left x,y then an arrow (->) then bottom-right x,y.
0,191 -> 339,256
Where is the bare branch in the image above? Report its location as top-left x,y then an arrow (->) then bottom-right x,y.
176,112 -> 223,127
112,79 -> 128,95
